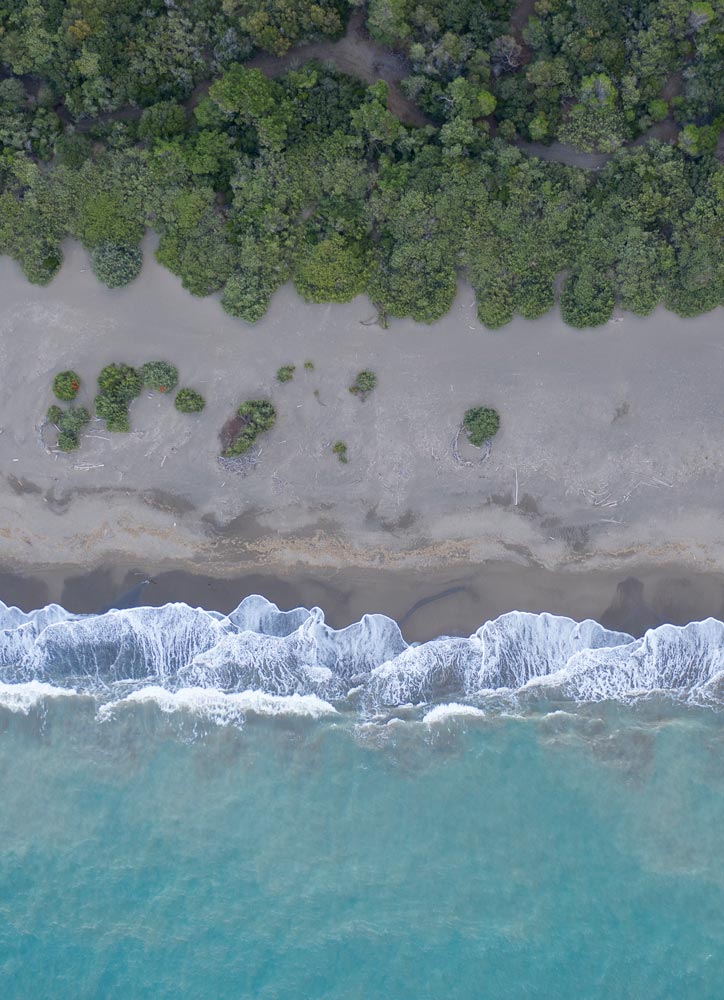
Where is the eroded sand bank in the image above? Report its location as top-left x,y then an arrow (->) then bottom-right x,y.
1,236 -> 724,615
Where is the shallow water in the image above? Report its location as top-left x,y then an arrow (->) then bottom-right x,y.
2,698 -> 724,998
2,597 -> 724,997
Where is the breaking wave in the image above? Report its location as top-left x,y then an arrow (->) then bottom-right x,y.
1,595 -> 724,724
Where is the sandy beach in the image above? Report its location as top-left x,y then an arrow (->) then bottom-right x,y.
2,235 -> 724,631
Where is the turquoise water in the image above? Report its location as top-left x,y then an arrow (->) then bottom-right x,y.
3,595 -> 724,997
2,698 -> 724,999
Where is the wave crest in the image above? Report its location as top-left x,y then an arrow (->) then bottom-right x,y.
0,596 -> 722,720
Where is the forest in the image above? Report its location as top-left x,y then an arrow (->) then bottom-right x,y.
1,0 -> 723,328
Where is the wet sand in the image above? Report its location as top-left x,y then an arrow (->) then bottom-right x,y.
2,237 -> 724,627
3,560 -> 724,642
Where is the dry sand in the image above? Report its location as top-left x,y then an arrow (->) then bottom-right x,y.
2,235 -> 724,626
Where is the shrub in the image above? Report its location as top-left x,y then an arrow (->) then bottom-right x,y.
304,361 -> 315,371
276,365 -> 295,383
332,441 -> 348,463
47,405 -> 91,449
138,101 -> 187,141
61,406 -> 91,434
95,392 -> 130,432
223,399 -> 277,456
58,429 -> 79,451
90,243 -> 143,288
293,235 -> 370,304
53,370 -> 80,401
349,370 -> 378,400
141,361 -> 179,393
175,388 -> 206,413
560,269 -> 615,328
463,406 -> 500,446
98,363 -> 142,402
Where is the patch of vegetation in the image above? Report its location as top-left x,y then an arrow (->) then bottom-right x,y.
463,407 -> 500,447
95,393 -> 130,432
58,430 -> 79,452
48,405 -> 91,451
95,363 -> 142,432
332,440 -> 348,463
304,361 -> 315,371
349,370 -> 378,401
98,363 -> 143,402
141,361 -> 179,393
61,406 -> 91,434
53,370 -> 80,401
222,400 -> 277,457
90,243 -> 143,288
276,365 -> 296,383
3,1 -> 724,331
175,388 -> 206,413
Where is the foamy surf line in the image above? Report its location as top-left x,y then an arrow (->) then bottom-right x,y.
0,595 -> 724,724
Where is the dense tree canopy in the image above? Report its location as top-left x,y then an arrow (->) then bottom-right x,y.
1,0 -> 724,329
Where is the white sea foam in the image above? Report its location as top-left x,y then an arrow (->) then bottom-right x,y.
0,680 -> 79,713
0,595 -> 721,718
423,703 -> 486,724
97,685 -> 337,725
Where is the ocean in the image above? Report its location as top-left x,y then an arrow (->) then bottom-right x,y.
1,596 -> 724,998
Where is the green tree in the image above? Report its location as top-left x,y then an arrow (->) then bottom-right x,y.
294,235 -> 370,303
90,243 -> 143,288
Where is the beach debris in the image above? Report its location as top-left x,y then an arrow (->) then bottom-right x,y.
581,476 -> 674,508
217,449 -> 261,476
452,424 -> 491,467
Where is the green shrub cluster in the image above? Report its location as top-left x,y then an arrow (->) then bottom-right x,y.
332,440 -> 348,463
175,388 -> 206,413
223,400 -> 277,457
276,365 -> 296,383
141,361 -> 179,393
47,404 -> 90,451
349,370 -> 378,400
95,363 -> 142,432
90,243 -> 143,289
463,407 -> 500,446
53,370 -> 80,401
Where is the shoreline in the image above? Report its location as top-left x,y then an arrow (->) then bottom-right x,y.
3,556 -> 724,643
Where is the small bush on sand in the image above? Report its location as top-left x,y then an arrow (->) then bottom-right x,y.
53,370 -> 80,401
223,399 -> 277,456
349,370 -> 377,400
61,406 -> 91,434
276,365 -> 296,383
47,405 -> 91,450
175,388 -> 206,413
95,392 -> 130,432
58,429 -> 79,451
98,363 -> 142,402
141,361 -> 179,393
95,363 -> 142,432
463,406 -> 500,446
304,361 -> 314,371
332,440 -> 348,463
